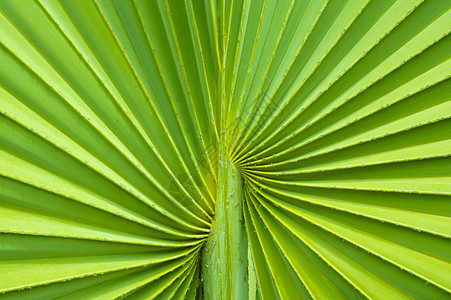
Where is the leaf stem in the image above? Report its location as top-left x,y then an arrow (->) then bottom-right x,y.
201,145 -> 252,299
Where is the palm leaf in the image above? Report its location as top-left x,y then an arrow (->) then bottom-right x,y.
1,0 -> 450,299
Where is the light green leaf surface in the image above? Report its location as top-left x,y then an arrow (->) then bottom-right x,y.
1,0 -> 450,299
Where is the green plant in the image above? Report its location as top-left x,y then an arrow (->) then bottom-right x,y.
0,0 -> 450,299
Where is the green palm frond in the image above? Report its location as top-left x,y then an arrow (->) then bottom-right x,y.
1,0 -> 450,299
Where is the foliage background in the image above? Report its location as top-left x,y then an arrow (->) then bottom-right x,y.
0,0 -> 450,299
